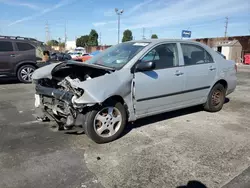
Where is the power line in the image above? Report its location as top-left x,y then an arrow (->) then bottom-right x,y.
224,16 -> 228,37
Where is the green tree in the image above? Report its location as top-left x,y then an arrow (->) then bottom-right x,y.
151,34 -> 158,39
76,35 -> 89,47
59,42 -> 65,48
122,29 -> 133,42
88,29 -> 98,46
47,40 -> 59,46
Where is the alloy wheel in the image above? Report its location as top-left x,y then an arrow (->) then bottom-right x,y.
211,90 -> 223,106
20,67 -> 34,82
93,106 -> 122,138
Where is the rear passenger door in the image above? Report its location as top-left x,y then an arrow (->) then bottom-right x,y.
0,41 -> 16,73
180,43 -> 216,104
15,42 -> 36,64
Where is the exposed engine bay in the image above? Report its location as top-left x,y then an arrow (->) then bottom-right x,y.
34,62 -> 114,129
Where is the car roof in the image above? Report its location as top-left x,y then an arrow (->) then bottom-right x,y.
0,38 -> 43,45
124,38 -> 201,45
0,36 -> 43,45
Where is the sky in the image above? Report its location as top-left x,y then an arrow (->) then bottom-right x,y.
0,0 -> 249,45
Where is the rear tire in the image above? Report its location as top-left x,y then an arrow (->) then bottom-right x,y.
17,65 -> 36,83
83,100 -> 127,144
204,83 -> 226,112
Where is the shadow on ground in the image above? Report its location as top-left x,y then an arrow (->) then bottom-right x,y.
122,97 -> 230,137
39,96 -> 230,138
122,105 -> 203,137
177,180 -> 207,188
224,97 -> 230,104
0,78 -> 20,85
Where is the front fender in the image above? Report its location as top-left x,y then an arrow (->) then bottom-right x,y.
74,69 -> 133,104
73,69 -> 136,121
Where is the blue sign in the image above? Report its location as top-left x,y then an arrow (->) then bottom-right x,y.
181,30 -> 191,38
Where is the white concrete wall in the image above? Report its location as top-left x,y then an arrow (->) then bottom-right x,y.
222,46 -> 230,60
66,41 -> 76,51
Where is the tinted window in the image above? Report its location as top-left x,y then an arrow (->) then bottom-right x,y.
16,42 -> 35,51
181,43 -> 213,65
0,41 -> 13,52
141,43 -> 179,69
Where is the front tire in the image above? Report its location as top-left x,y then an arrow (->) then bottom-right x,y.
17,65 -> 36,83
83,100 -> 127,144
204,83 -> 226,112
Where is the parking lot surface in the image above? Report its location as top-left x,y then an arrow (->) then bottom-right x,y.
0,66 -> 250,188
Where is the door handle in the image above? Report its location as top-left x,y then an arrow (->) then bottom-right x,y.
175,70 -> 184,76
10,54 -> 15,57
209,66 -> 216,71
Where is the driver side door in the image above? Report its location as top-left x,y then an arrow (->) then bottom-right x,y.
133,43 -> 185,118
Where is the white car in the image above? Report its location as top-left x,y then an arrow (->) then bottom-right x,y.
68,52 -> 83,59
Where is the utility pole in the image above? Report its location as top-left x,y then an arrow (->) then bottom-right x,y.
99,32 -> 102,46
142,28 -> 146,39
224,17 -> 228,37
45,21 -> 50,43
64,21 -> 67,50
115,8 -> 124,44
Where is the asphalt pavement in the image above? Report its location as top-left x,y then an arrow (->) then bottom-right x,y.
0,65 -> 250,188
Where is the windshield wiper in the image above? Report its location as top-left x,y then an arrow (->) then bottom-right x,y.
93,63 -> 116,70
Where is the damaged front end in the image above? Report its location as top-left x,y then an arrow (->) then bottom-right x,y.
33,61 -> 115,130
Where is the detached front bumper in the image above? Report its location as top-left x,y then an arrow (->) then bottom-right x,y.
35,84 -> 74,104
34,83 -> 87,129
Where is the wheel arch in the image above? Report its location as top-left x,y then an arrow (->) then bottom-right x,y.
213,79 -> 228,91
103,95 -> 129,119
15,61 -> 37,75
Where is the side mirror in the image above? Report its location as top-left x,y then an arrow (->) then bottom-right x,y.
135,61 -> 155,72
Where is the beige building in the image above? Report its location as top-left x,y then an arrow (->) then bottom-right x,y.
212,40 -> 242,62
193,35 -> 250,64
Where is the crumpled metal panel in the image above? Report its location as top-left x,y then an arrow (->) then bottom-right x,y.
32,62 -> 136,121
32,62 -> 60,80
72,69 -> 135,121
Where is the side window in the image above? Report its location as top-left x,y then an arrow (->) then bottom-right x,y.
205,51 -> 213,63
0,41 -> 14,52
141,43 -> 179,69
141,49 -> 160,62
181,43 -> 213,65
16,42 -> 35,51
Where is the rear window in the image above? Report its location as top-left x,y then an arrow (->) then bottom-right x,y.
0,41 -> 13,52
16,42 -> 35,51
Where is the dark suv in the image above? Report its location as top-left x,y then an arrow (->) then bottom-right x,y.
0,35 -> 46,83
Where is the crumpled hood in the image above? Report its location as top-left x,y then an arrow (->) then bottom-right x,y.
32,61 -> 115,80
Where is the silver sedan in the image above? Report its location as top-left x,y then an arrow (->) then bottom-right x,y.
32,39 -> 237,143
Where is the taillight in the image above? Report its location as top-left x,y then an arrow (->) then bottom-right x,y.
234,64 -> 237,72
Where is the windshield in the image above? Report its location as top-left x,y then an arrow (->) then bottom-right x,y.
86,42 -> 150,69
